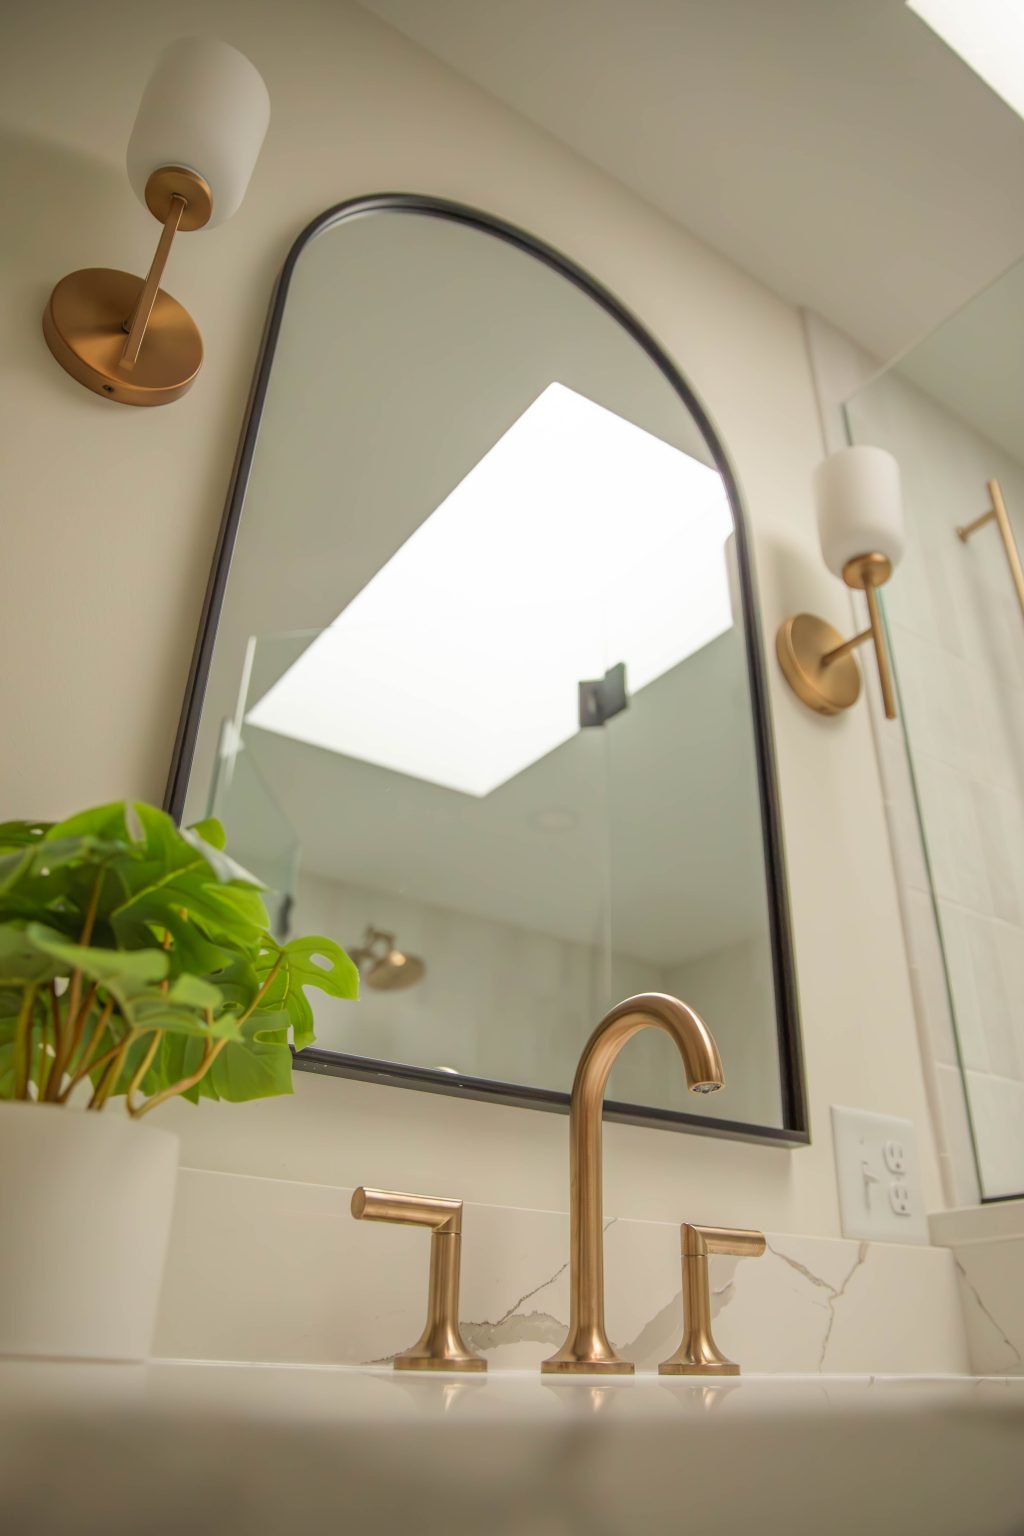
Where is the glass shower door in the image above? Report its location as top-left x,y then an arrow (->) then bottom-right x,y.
845,261 -> 1024,1199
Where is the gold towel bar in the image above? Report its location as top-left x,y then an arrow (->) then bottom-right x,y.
957,479 -> 1024,621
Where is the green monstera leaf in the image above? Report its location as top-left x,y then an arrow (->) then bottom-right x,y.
20,925 -> 230,1037
109,804 -> 269,955
209,1009 -> 295,1102
0,801 -> 357,1114
255,935 -> 360,1052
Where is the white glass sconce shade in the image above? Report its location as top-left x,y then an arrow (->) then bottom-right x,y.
127,37 -> 270,228
814,446 -> 904,578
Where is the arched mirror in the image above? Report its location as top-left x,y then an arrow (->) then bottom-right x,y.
168,195 -> 806,1145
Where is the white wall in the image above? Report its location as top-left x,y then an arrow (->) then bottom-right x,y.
0,0 -> 942,1234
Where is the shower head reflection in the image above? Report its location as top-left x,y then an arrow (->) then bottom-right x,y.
350,926 -> 426,991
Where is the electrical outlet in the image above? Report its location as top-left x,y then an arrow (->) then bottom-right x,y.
889,1182 -> 912,1216
830,1106 -> 929,1243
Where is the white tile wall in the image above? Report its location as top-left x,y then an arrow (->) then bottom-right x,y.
294,871 -> 784,1127
845,369 -> 1024,1201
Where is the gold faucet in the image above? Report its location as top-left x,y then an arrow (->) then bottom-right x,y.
541,993 -> 725,1375
659,1222 -> 765,1375
351,1187 -> 487,1372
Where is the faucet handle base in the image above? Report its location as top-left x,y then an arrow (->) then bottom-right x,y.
395,1353 -> 488,1374
658,1358 -> 740,1376
540,1357 -> 635,1376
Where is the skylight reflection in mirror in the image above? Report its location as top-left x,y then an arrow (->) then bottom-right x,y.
246,382 -> 733,796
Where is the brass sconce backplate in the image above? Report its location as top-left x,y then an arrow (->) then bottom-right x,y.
43,269 -> 203,406
775,613 -> 862,715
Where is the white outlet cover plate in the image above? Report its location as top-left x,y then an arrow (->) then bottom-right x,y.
830,1106 -> 929,1245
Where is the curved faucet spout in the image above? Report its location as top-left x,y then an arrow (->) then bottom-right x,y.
541,993 -> 724,1375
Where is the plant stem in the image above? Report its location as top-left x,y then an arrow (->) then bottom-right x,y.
60,981 -> 98,1079
237,959 -> 283,1028
58,998 -> 114,1103
134,1035 -> 229,1118
86,1030 -> 138,1112
60,870 -> 104,1070
46,978 -> 98,1103
13,985 -> 37,1100
134,959 -> 284,1119
80,870 -> 103,947
160,926 -> 172,994
125,1030 -> 163,1116
35,984 -> 61,1101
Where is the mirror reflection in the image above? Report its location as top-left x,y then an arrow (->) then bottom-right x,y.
178,202 -> 796,1133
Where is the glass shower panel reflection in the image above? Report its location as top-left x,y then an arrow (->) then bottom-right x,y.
845,266 -> 1024,1198
217,626 -> 616,1093
206,635 -> 303,942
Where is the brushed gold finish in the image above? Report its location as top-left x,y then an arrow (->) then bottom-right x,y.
121,194 -> 186,369
541,994 -> 724,1375
143,166 -> 213,231
351,1187 -> 486,1373
840,551 -> 893,591
861,580 -> 897,720
43,270 -> 202,405
776,550 -> 897,719
776,613 -> 862,715
957,479 -> 1024,621
659,1223 -> 765,1376
42,165 -> 211,406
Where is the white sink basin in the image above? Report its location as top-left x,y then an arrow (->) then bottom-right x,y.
1,1361 -> 1021,1536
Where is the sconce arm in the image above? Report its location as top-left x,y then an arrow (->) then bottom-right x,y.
821,626 -> 871,666
820,584 -> 896,721
120,194 -> 187,370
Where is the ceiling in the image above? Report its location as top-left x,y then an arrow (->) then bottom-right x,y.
357,0 -> 1024,361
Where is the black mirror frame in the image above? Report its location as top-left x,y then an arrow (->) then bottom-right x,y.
164,193 -> 809,1150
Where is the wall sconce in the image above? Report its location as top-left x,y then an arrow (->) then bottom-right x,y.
43,38 -> 269,407
776,446 -> 904,720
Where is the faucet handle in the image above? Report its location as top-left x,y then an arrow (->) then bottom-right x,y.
659,1221 -> 765,1376
351,1187 -> 486,1373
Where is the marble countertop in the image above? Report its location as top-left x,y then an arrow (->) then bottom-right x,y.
2,1360 -> 1022,1536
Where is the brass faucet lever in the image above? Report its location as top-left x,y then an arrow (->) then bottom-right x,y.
541,994 -> 725,1375
351,1187 -> 486,1372
659,1222 -> 765,1375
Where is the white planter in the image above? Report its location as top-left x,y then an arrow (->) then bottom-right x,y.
0,1101 -> 179,1361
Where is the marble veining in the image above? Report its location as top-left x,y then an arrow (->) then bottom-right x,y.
952,1252 -> 1024,1374
153,1170 -> 972,1375
767,1239 -> 869,1369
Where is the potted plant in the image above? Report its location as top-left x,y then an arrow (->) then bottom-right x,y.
0,800 -> 357,1362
